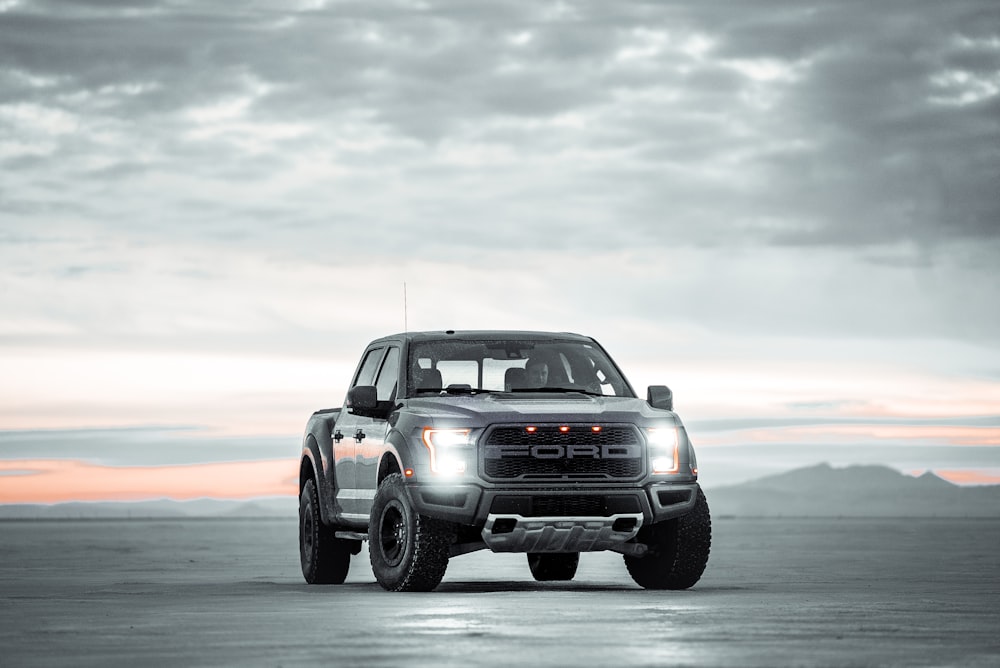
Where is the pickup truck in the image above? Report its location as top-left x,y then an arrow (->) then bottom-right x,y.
298,330 -> 710,591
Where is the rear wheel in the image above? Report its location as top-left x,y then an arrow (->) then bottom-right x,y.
369,474 -> 455,592
527,553 -> 579,581
299,478 -> 352,584
625,488 -> 711,589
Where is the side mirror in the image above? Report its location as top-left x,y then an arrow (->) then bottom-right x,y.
346,385 -> 378,416
647,385 -> 673,411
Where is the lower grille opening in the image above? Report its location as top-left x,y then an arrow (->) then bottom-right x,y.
490,495 -> 642,517
657,490 -> 692,506
420,491 -> 468,508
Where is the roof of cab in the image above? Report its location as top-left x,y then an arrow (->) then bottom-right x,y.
368,330 -> 593,345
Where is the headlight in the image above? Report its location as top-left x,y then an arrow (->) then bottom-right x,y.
421,428 -> 471,475
647,427 -> 679,474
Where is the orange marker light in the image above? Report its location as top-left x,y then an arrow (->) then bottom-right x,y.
559,426 -> 570,433
591,426 -> 602,433
404,468 -> 415,478
525,426 -> 538,433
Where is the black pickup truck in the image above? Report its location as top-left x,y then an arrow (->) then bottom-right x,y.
298,330 -> 710,591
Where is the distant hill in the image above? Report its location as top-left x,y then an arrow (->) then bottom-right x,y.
1,464 -> 997,519
707,463 -> 1000,518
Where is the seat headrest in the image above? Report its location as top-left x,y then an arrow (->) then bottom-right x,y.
504,367 -> 527,390
416,367 -> 442,390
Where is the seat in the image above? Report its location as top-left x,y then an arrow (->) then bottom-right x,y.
415,368 -> 442,391
504,367 -> 527,391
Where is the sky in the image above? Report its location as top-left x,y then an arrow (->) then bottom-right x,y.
1,0 -> 999,502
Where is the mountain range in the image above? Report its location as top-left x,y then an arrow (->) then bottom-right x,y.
0,464 -> 996,519
0,496 -> 296,520
707,463 -> 1000,518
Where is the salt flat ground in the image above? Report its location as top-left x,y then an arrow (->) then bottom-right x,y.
1,517 -> 998,667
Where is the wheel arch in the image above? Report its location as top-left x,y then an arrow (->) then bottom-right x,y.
377,451 -> 403,486
378,428 -> 412,487
299,451 -> 316,493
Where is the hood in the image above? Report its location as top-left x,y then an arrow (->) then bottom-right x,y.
399,393 -> 680,427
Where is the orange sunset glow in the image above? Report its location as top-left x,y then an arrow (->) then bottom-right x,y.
932,470 -> 1000,486
0,459 -> 299,504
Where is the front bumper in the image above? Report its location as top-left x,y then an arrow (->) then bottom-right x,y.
407,480 -> 701,533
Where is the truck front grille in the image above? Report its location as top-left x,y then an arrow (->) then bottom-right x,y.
482,424 -> 644,481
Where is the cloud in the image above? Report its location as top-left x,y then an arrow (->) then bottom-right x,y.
3,1 -> 997,254
0,0 -> 998,444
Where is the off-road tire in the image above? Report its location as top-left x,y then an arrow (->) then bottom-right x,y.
527,553 -> 580,581
369,473 -> 455,592
625,487 -> 711,590
299,478 -> 352,584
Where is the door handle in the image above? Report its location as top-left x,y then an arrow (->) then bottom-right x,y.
333,430 -> 344,443
354,429 -> 366,443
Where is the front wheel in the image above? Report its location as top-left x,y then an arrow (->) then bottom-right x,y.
299,478 -> 352,584
624,487 -> 711,590
528,553 -> 579,581
368,474 -> 456,592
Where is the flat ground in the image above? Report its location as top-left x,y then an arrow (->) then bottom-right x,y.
1,516 -> 998,667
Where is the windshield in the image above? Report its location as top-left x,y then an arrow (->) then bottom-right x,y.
405,338 -> 634,398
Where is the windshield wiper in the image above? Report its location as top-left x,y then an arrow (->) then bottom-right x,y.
509,387 -> 603,396
414,387 -> 497,395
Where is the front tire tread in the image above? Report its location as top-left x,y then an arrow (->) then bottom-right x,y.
625,487 -> 711,590
369,473 -> 454,592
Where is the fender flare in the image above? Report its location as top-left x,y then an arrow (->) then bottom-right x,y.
377,427 -> 410,485
300,411 -> 340,526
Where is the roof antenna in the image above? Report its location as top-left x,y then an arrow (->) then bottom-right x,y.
403,281 -> 408,333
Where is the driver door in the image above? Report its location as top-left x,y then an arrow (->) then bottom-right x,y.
355,346 -> 400,516
334,345 -> 384,524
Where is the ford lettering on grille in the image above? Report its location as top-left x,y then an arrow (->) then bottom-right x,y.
482,425 -> 644,480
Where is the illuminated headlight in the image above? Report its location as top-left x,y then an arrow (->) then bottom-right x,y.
647,427 -> 679,474
421,428 -> 471,475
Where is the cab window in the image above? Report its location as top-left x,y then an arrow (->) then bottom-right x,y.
353,347 -> 384,388
375,347 -> 400,401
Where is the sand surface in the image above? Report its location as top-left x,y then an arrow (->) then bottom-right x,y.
1,516 -> 998,667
